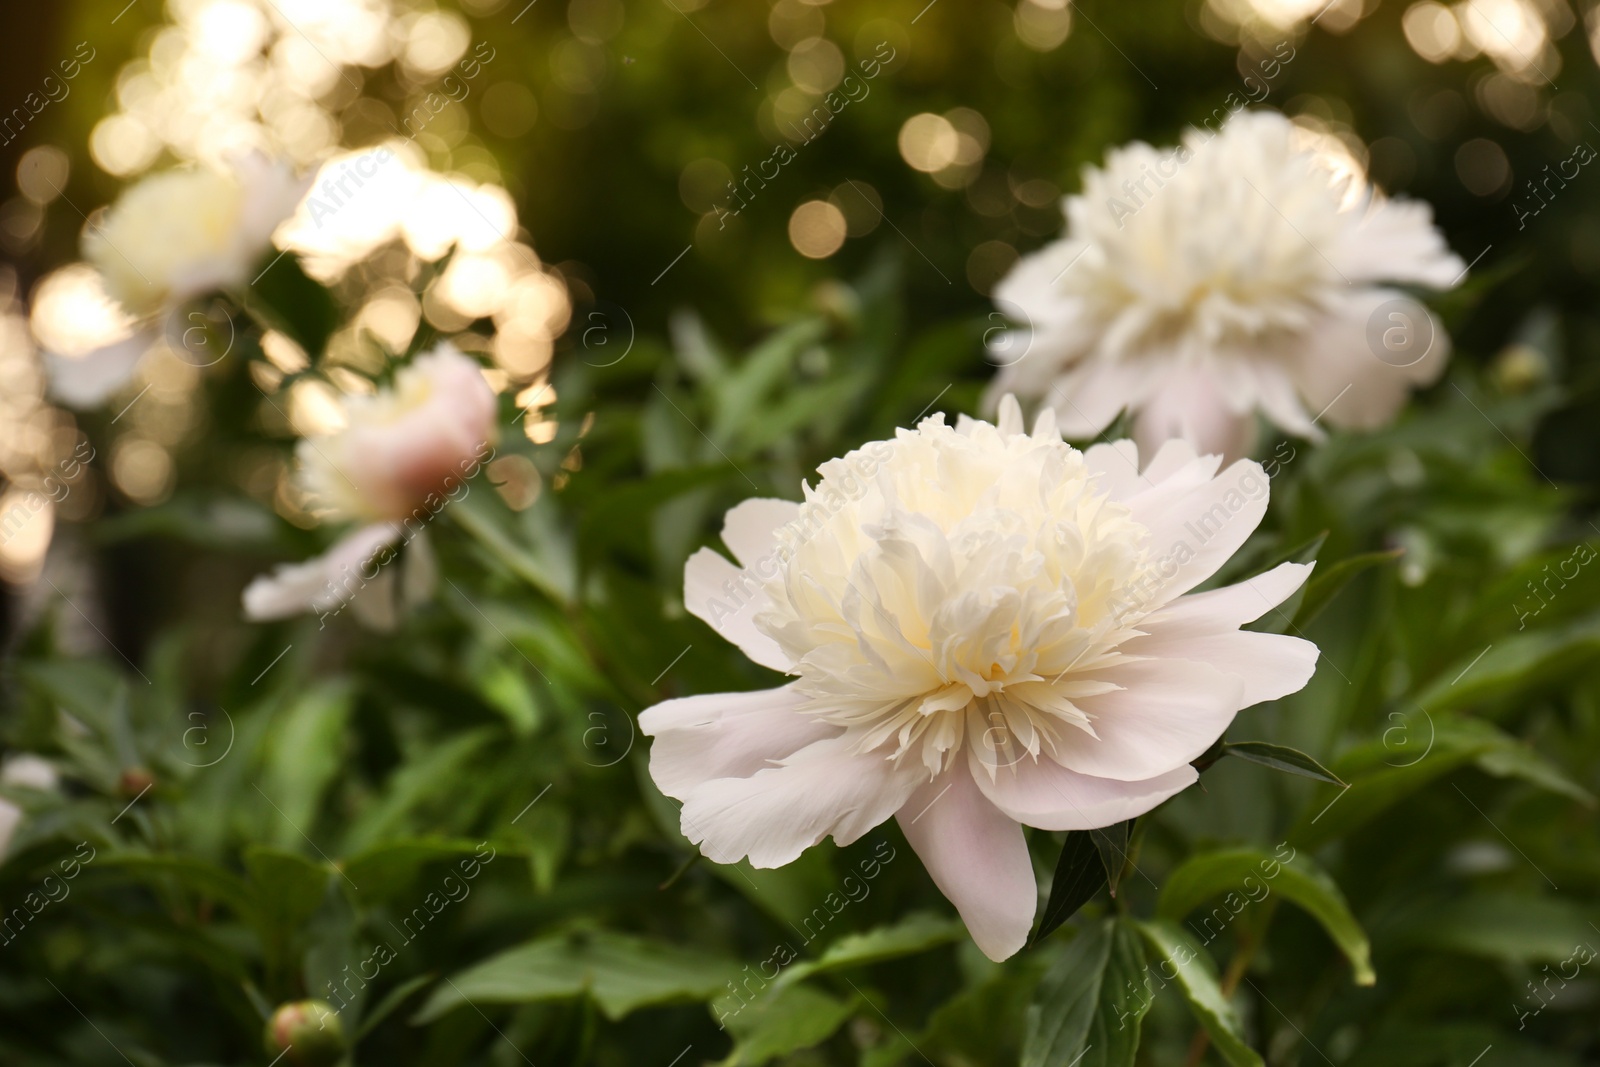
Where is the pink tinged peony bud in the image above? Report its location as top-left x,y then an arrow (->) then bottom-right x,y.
264,1000 -> 346,1067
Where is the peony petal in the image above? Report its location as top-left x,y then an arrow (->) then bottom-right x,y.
971,749 -> 1197,832
1132,369 -> 1256,464
720,497 -> 802,568
1044,359 -> 1152,438
1056,657 -> 1246,781
896,761 -> 1036,961
1122,628 -> 1319,707
1084,440 -> 1143,500
1293,289 -> 1449,433
683,548 -> 792,672
1131,459 -> 1272,603
677,735 -> 921,868
1145,561 -> 1312,632
639,685 -> 837,799
1332,196 -> 1465,289
242,523 -> 400,621
46,330 -> 156,410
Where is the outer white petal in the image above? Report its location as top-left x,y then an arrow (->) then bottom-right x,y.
683,547 -> 792,672
46,329 -> 156,409
0,756 -> 59,861
1293,289 -> 1450,433
1083,440 -> 1143,500
1124,628 -> 1318,707
1043,359 -> 1153,438
241,522 -> 400,621
1133,459 -> 1273,603
1332,196 -> 1465,289
720,497 -> 801,568
972,750 -> 1197,832
1147,561 -> 1312,631
896,760 -> 1036,961
639,685 -> 837,799
676,735 -> 921,868
1057,657 -> 1246,781
1132,369 -> 1256,464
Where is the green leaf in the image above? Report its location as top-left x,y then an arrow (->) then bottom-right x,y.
720,984 -> 857,1066
244,846 -> 329,933
357,974 -> 436,1039
340,730 -> 494,854
1223,742 -> 1346,787
1474,744 -> 1596,806
258,681 -> 353,852
95,853 -> 257,922
1134,920 -> 1262,1067
775,912 -> 964,988
1033,831 -> 1106,945
413,930 -> 737,1023
342,838 -> 503,902
1090,821 -> 1132,898
1157,847 -> 1375,986
1292,548 -> 1403,628
1022,918 -> 1150,1067
1412,611 -> 1600,716
1404,892 -> 1599,964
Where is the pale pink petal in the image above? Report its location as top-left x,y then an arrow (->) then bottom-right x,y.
1045,359 -> 1152,438
1122,628 -> 1318,707
683,548 -> 792,672
896,761 -> 1036,961
639,685 -> 838,799
1332,196 -> 1465,289
46,329 -> 156,409
1131,459 -> 1273,603
1056,657 -> 1246,781
1132,369 -> 1256,464
720,497 -> 801,568
1083,440 -> 1143,500
241,522 -> 400,621
1293,289 -> 1449,432
677,736 -> 920,868
971,749 -> 1197,832
1147,561 -> 1312,632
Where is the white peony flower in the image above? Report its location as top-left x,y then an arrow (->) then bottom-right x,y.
242,343 -> 497,628
641,397 -> 1318,961
0,755 -> 59,862
990,110 -> 1464,460
49,153 -> 310,408
87,152 -> 307,316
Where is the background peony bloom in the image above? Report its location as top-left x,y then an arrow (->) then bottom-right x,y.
0,755 -> 59,862
641,398 -> 1318,961
49,153 -> 310,408
989,109 -> 1464,461
242,344 -> 497,628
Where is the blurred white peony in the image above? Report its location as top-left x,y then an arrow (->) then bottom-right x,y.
243,344 -> 499,630
0,755 -> 59,862
990,110 -> 1464,460
641,397 -> 1318,961
48,153 -> 310,409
